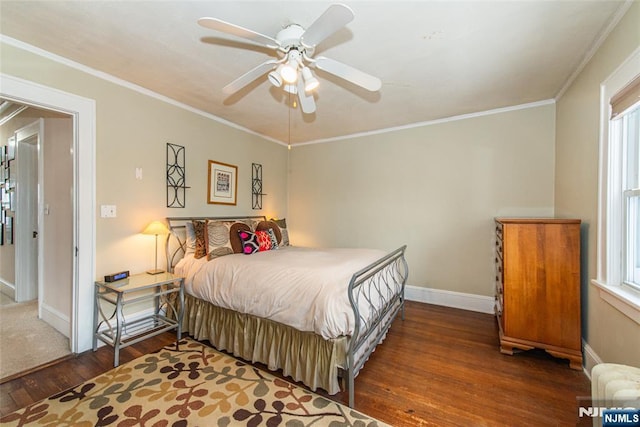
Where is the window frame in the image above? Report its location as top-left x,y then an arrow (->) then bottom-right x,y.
593,48 -> 640,325
621,106 -> 640,291
624,189 -> 640,290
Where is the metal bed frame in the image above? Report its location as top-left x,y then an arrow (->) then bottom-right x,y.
165,216 -> 408,407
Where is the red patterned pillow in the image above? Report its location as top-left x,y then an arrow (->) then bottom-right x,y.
257,221 -> 282,245
238,229 -> 275,254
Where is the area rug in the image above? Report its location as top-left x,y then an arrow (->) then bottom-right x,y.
1,338 -> 387,426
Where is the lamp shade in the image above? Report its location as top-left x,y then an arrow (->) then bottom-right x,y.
280,63 -> 298,83
142,220 -> 169,235
268,65 -> 284,87
302,67 -> 319,92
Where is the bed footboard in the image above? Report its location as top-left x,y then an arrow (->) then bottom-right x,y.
346,245 -> 408,407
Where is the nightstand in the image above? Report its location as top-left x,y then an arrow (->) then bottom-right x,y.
92,272 -> 184,366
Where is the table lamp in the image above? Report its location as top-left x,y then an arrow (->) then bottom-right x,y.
142,220 -> 170,274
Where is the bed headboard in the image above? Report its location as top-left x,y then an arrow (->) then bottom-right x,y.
165,216 -> 266,272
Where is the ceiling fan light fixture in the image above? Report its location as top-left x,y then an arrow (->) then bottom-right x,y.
268,65 -> 284,87
280,62 -> 298,83
283,84 -> 297,94
280,49 -> 301,83
200,3 -> 381,114
302,67 -> 319,92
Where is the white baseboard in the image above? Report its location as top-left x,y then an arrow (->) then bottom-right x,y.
40,302 -> 71,338
0,278 -> 16,300
405,285 -> 495,314
582,340 -> 603,380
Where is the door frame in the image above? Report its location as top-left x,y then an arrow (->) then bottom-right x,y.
14,119 -> 44,305
1,73 -> 96,354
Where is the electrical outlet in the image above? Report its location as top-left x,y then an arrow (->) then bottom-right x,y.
100,205 -> 117,218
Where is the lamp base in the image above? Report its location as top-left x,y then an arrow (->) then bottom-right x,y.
146,269 -> 165,275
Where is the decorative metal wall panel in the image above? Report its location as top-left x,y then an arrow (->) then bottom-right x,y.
166,143 -> 189,208
252,163 -> 265,210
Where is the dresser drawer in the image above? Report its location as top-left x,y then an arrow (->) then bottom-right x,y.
495,222 -> 504,259
494,220 -> 504,295
495,222 -> 503,241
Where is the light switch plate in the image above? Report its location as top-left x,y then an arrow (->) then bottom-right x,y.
100,205 -> 117,218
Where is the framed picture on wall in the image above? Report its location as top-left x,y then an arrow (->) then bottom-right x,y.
207,160 -> 237,205
1,187 -> 8,210
5,216 -> 12,245
7,136 -> 15,161
6,165 -> 14,189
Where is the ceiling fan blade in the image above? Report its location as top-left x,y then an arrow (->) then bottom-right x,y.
301,4 -> 354,47
198,17 -> 280,49
222,60 -> 279,95
296,78 -> 316,114
314,57 -> 382,92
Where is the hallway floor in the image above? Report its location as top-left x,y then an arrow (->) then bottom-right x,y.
0,297 -> 71,381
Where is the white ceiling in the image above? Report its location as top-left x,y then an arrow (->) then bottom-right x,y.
0,1 -> 628,144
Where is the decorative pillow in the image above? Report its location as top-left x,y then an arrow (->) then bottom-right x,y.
206,220 -> 236,260
184,222 -> 196,255
237,229 -> 259,254
237,229 -> 276,254
257,220 -> 282,245
230,222 -> 251,254
192,220 -> 208,259
265,228 -> 279,249
270,218 -> 289,246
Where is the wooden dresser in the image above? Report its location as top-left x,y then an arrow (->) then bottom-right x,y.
494,218 -> 582,369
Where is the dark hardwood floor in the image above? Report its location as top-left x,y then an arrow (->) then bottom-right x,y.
0,301 -> 591,426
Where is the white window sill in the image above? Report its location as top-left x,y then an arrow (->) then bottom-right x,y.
591,279 -> 640,325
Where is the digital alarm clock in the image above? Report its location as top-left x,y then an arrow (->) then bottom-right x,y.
104,271 -> 130,282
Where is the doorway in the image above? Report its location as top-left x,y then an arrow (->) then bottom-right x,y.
1,73 -> 96,355
0,105 -> 74,379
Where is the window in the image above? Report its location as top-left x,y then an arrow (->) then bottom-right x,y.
594,50 -> 640,324
614,99 -> 640,291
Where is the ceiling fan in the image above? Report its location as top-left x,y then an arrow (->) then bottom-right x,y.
197,3 -> 381,114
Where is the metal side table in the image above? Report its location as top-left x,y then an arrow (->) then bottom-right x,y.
92,272 -> 184,366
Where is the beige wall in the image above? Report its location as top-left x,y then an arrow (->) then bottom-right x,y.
555,2 -> 640,367
42,117 -> 73,324
289,104 -> 556,296
0,42 -> 289,282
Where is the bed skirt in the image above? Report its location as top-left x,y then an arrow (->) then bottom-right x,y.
179,294 -> 348,395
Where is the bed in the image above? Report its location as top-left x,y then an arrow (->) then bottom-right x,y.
165,216 -> 408,407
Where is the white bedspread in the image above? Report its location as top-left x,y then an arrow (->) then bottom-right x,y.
175,246 -> 386,339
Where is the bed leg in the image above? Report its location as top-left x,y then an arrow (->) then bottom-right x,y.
348,371 -> 355,408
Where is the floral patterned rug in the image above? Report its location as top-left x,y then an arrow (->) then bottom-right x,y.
1,338 -> 387,426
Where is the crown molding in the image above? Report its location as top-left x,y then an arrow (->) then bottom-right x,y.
0,35 -> 286,147
294,99 -> 556,147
